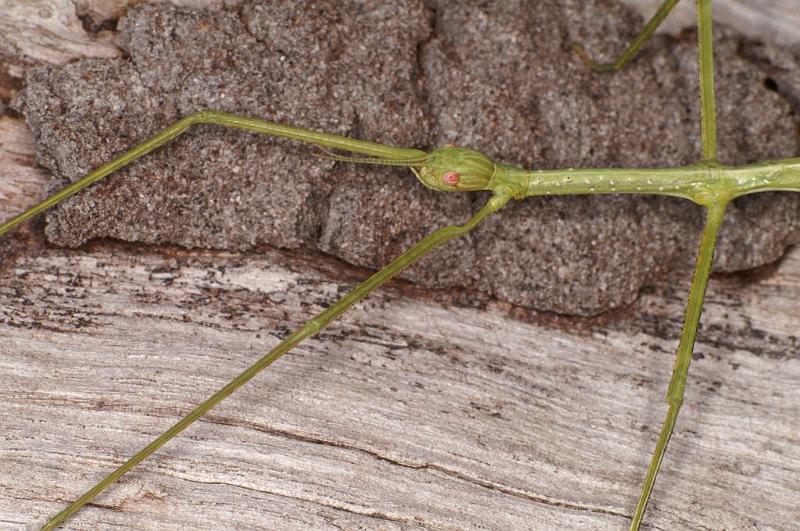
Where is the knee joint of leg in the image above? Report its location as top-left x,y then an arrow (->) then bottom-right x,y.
667,395 -> 683,410
306,319 -> 323,336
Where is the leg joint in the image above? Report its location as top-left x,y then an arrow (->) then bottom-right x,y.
666,394 -> 683,410
305,319 -> 323,336
190,110 -> 215,124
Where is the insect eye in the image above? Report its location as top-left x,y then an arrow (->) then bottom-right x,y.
442,171 -> 460,186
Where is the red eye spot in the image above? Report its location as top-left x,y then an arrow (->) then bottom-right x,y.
442,171 -> 460,187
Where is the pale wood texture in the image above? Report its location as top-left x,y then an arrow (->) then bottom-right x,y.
0,118 -> 49,221
0,115 -> 799,530
1,1 -> 799,530
621,0 -> 800,45
0,0 -> 119,77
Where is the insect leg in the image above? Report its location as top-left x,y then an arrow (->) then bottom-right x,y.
0,111 -> 426,238
696,0 -> 718,161
629,199 -> 727,530
570,0 -> 680,73
41,192 -> 510,529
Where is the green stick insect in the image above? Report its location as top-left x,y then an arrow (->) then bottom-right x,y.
1,0 -> 798,528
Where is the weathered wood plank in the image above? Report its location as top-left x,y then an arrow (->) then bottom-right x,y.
0,117 -> 49,222
1,1 -> 799,530
0,0 -> 119,76
621,0 -> 800,44
0,223 -> 798,529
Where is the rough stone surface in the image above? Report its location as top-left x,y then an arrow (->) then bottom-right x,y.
20,0 -> 800,315
741,38 -> 800,120
24,0 -> 435,252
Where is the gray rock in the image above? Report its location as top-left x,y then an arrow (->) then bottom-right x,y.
21,0 -> 800,315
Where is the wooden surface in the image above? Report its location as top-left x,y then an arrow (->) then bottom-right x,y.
0,114 -> 799,530
622,0 -> 800,45
1,1 -> 799,530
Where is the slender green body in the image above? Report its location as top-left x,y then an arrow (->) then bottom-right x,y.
505,159 -> 800,203
2,110 -> 797,243
0,0 -> 795,529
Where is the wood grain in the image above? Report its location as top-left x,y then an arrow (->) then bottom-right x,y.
0,0 -> 119,76
0,114 -> 798,530
0,117 -> 49,222
1,1 -> 799,529
621,0 -> 800,45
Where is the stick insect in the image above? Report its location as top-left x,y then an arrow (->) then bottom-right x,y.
1,0 -> 799,528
